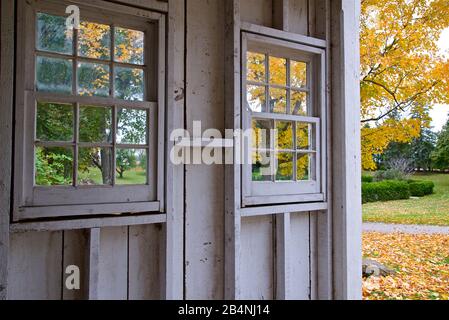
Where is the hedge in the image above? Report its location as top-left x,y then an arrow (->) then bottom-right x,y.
362,180 -> 410,204
362,175 -> 374,183
408,180 -> 435,197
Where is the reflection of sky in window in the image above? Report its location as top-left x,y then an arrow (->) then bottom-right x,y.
248,98 -> 263,112
247,86 -> 264,112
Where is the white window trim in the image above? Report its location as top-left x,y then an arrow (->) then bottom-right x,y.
241,32 -> 327,207
13,0 -> 166,221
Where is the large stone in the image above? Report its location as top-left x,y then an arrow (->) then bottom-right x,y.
363,258 -> 396,277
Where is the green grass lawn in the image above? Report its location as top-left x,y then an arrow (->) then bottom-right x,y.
363,173 -> 449,226
78,167 -> 147,185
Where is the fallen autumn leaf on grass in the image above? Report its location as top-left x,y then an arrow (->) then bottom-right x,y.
363,232 -> 449,300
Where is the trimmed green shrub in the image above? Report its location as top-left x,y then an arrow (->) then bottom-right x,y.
362,175 -> 374,183
408,180 -> 435,197
362,180 -> 410,204
373,169 -> 408,182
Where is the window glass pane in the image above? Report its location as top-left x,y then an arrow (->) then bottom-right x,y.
252,119 -> 271,150
291,61 -> 307,88
77,62 -> 110,97
276,121 -> 293,150
252,151 -> 272,182
78,147 -> 113,185
247,52 -> 266,83
114,27 -> 144,65
247,85 -> 266,112
36,56 -> 73,94
35,146 -> 73,186
270,88 -> 287,114
78,21 -> 111,60
296,123 -> 311,150
117,108 -> 148,145
276,152 -> 294,181
116,149 -> 147,185
79,106 -> 112,143
36,13 -> 73,55
291,90 -> 308,116
297,154 -> 311,181
36,102 -> 74,142
114,67 -> 144,101
269,56 -> 287,86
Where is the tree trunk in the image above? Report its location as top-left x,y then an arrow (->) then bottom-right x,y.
101,148 -> 113,185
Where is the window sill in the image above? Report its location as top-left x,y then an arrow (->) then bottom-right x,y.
10,211 -> 166,233
15,201 -> 161,222
240,201 -> 327,217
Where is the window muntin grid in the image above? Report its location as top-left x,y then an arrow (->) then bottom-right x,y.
247,51 -> 316,184
33,11 -> 151,188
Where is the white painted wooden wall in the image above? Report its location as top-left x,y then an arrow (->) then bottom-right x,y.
1,0 -> 362,300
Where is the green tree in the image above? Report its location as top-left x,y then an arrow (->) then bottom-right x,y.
432,118 -> 449,170
411,129 -> 437,171
116,149 -> 137,179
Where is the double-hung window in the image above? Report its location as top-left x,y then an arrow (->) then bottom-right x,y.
14,0 -> 165,220
242,33 -> 326,206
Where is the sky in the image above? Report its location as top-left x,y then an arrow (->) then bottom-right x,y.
432,27 -> 449,132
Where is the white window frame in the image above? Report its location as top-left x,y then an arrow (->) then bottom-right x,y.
13,0 -> 166,221
241,32 -> 327,207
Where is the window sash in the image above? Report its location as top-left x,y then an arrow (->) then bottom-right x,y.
13,0 -> 165,220
23,90 -> 158,206
241,32 -> 326,207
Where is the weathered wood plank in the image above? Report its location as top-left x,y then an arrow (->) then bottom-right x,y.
165,0 -> 185,300
63,230 -> 88,300
241,22 -> 327,49
330,0 -> 362,300
112,0 -> 168,12
315,0 -> 332,300
87,228 -> 100,300
240,216 -> 274,300
275,213 -> 291,299
128,224 -> 163,300
98,227 -> 128,300
288,0 -> 309,35
289,213 -> 311,300
185,0 -> 226,300
273,0 -> 288,31
309,212 -> 318,300
10,214 -> 166,233
8,231 -> 63,300
224,0 -> 242,300
240,0 -> 272,27
240,202 -> 327,217
0,0 -> 14,300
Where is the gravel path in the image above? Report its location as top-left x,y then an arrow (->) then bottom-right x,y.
363,223 -> 449,235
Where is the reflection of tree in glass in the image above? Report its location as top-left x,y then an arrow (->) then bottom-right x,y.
36,57 -> 72,93
117,108 -> 147,145
252,120 -> 271,181
246,52 -> 307,115
247,52 -> 265,82
78,22 -> 111,59
296,155 -> 310,181
35,147 -> 73,186
115,67 -> 144,101
35,18 -> 147,185
37,13 -> 73,54
115,27 -> 144,64
78,107 -> 113,184
36,102 -> 73,141
276,122 -> 293,180
116,149 -> 137,179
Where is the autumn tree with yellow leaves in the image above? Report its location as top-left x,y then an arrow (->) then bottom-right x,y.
360,0 -> 449,170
